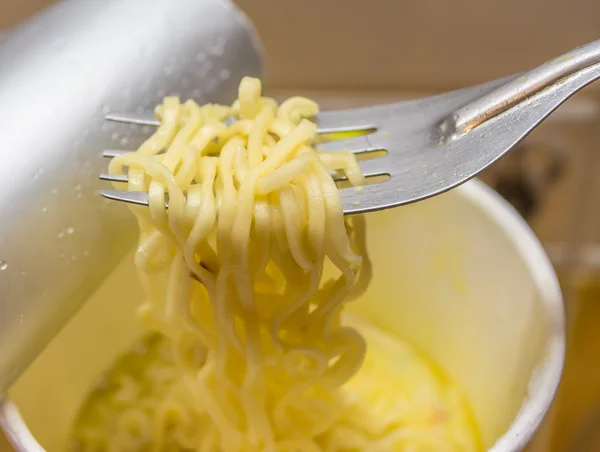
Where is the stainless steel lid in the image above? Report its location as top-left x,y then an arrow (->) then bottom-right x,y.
0,0 -> 263,392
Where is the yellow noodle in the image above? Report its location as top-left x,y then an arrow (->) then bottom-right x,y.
70,77 -> 481,452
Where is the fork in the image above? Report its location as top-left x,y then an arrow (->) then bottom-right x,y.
99,40 -> 600,215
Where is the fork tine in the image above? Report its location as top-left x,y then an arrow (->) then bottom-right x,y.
316,124 -> 377,135
315,105 -> 387,132
105,112 -> 159,126
99,189 -> 150,206
338,179 -> 401,215
97,165 -> 386,183
315,135 -> 381,154
105,112 -> 377,135
103,149 -> 131,158
100,187 -> 382,216
100,173 -> 128,183
356,157 -> 392,178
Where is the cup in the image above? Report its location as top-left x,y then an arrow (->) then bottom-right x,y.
0,179 -> 564,451
0,0 -> 262,392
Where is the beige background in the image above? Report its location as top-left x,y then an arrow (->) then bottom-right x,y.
235,0 -> 600,91
2,0 -> 600,91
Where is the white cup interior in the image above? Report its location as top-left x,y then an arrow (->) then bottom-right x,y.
3,180 -> 564,451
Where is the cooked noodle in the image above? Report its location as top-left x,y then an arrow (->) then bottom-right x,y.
70,77 -> 481,451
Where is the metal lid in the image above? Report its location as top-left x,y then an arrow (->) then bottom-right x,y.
0,0 -> 263,392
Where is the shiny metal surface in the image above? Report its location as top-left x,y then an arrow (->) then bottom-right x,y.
93,40 -> 600,216
0,0 -> 262,393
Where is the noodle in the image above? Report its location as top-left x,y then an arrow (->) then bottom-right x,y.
71,77 -> 481,451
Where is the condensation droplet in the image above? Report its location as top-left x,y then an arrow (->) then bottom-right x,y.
220,69 -> 230,80
111,132 -> 119,141
75,184 -> 82,191
101,105 -> 110,114
66,226 -> 75,235
101,123 -> 111,132
41,206 -> 47,213
76,192 -> 83,199
210,43 -> 224,56
58,232 -> 64,239
120,137 -> 129,146
52,188 -> 58,195
19,270 -> 26,276
83,250 -> 90,257
71,256 -> 77,262
0,261 -> 7,271
59,252 -> 65,258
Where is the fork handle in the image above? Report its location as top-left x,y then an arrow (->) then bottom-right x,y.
442,39 -> 600,137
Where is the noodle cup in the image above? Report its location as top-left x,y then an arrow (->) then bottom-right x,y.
0,180 -> 564,451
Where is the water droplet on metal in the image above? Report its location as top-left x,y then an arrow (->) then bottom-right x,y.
41,206 -> 47,213
220,69 -> 230,80
20,270 -> 26,276
0,261 -> 8,271
120,137 -> 129,146
66,226 -> 75,235
75,184 -> 81,191
111,132 -> 119,141
52,188 -> 58,194
58,232 -> 64,239
101,105 -> 110,114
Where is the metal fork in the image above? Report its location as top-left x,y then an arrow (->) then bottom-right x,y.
100,40 -> 600,215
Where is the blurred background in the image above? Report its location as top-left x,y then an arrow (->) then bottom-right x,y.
1,0 -> 600,450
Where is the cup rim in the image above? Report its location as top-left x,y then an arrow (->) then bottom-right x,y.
0,179 -> 565,451
461,179 -> 565,452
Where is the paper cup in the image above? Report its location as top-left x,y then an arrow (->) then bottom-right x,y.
0,180 -> 564,451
